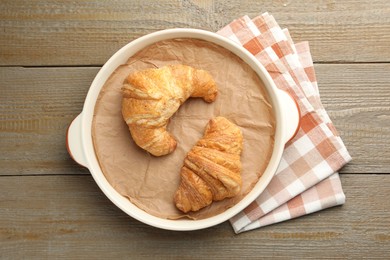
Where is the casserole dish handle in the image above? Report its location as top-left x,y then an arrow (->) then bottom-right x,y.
66,113 -> 88,168
277,89 -> 301,144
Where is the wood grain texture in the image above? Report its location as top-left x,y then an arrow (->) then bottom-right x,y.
1,64 -> 389,176
1,174 -> 389,259
315,64 -> 390,173
1,0 -> 389,66
0,67 -> 97,175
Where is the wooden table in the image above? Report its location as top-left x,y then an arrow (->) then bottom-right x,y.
1,1 -> 389,258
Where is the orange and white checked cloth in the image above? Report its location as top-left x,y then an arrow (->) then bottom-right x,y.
217,13 -> 352,233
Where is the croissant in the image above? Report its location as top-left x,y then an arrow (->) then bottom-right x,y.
174,117 -> 243,213
121,64 -> 218,156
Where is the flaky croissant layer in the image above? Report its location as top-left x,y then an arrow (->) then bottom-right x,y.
174,117 -> 244,213
121,64 -> 218,156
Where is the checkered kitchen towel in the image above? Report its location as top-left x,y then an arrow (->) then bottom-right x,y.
217,13 -> 352,233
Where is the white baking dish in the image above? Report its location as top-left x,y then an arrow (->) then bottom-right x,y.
66,28 -> 300,231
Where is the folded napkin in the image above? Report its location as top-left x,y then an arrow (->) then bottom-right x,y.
217,13 -> 352,233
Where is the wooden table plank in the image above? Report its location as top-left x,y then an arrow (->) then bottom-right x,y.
0,67 -> 97,175
1,0 -> 389,66
1,64 -> 389,176
1,174 -> 389,258
315,64 -> 390,173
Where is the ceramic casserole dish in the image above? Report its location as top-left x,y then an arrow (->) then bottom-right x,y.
66,28 -> 300,231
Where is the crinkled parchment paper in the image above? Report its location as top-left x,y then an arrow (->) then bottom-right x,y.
92,39 -> 275,220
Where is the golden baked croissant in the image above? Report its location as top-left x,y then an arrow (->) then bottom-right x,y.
174,117 -> 243,213
121,64 -> 218,156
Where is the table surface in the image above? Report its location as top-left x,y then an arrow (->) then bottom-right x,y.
1,0 -> 389,258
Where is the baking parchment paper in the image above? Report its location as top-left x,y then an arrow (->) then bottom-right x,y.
92,38 -> 275,219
